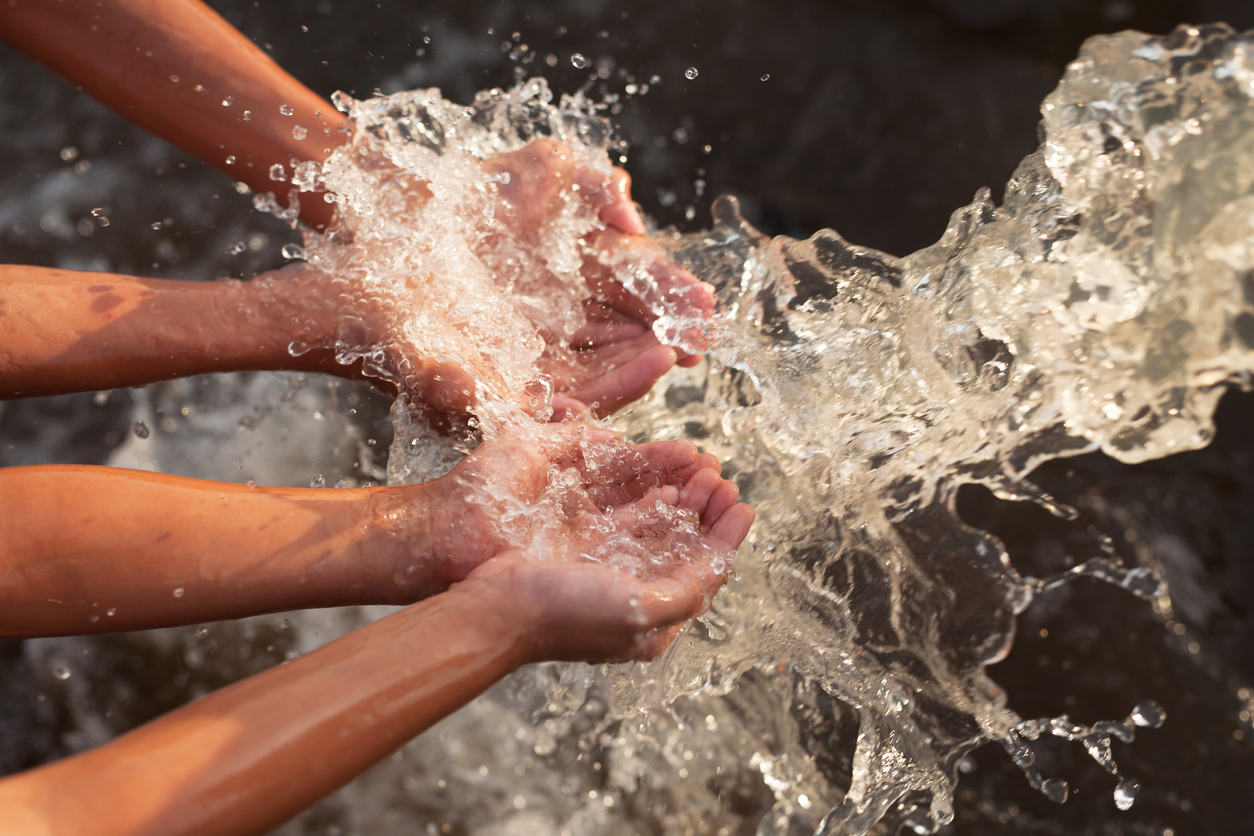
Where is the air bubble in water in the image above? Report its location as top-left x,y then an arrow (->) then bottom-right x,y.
1130,700 -> 1166,728
53,665 -> 71,681
132,420 -> 150,439
292,124 -> 308,140
279,103 -> 294,116
571,53 -> 589,69
685,66 -> 698,79
269,163 -> 287,182
1114,777 -> 1140,810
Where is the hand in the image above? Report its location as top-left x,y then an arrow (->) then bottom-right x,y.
452,436 -> 754,665
480,138 -> 716,417
423,424 -> 734,585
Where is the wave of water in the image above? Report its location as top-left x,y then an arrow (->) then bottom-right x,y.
74,22 -> 1254,836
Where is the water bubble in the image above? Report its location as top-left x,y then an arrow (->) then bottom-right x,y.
106,608 -> 116,617
194,627 -> 209,638
279,103 -> 294,116
242,109 -> 252,121
90,207 -> 109,227
151,221 -> 162,231
226,241 -> 246,255
281,243 -> 306,260
684,67 -> 699,80
169,74 -> 179,83
570,53 -> 589,69
292,124 -> 308,140
761,73 -> 770,81
1130,699 -> 1166,728
221,96 -> 233,107
132,420 -> 150,439
269,163 -> 287,182
1114,777 -> 1140,810
173,587 -> 185,598
193,84 -> 205,92
53,665 -> 71,681
310,474 -> 326,488
1040,778 -> 1069,804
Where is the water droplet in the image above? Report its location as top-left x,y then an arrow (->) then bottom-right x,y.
53,665 -> 71,680
193,84 -> 205,93
269,163 -> 287,182
106,607 -> 116,617
59,146 -> 78,162
279,103 -> 294,116
1041,777 -> 1069,804
132,420 -> 150,439
169,74 -> 179,83
150,221 -> 162,230
194,627 -> 210,638
173,587 -> 185,598
761,73 -> 770,81
1130,699 -> 1166,728
225,154 -> 236,165
685,67 -> 699,80
1114,777 -> 1140,810
571,53 -> 589,69
221,96 -> 233,107
91,207 -> 109,227
292,124 -> 308,140
242,109 -> 252,121
310,474 -> 326,488
227,240 -> 246,255
281,243 -> 306,260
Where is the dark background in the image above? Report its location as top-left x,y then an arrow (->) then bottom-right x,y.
2,1 -> 1253,833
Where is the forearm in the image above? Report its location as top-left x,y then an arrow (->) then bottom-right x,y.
0,585 -> 528,836
0,264 -> 343,398
0,465 -> 441,636
0,0 -> 345,228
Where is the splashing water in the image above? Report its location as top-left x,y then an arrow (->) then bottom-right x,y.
259,23 -> 1254,836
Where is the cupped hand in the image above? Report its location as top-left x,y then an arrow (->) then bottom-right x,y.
426,423 -> 732,585
452,436 -> 754,665
480,137 -> 716,418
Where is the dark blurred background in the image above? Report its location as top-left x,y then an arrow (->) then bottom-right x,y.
3,1 -> 1254,834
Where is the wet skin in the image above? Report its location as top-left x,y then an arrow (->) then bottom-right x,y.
0,1 -> 754,833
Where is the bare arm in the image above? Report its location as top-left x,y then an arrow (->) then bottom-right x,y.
0,464 -> 438,636
0,264 -> 356,399
0,0 -> 345,228
0,455 -> 753,836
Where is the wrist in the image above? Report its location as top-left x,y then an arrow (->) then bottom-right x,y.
358,483 -> 452,604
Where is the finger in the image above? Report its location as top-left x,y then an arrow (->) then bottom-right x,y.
678,467 -> 723,514
631,439 -> 700,474
570,319 -> 648,349
703,480 -> 741,529
550,395 -> 588,423
598,168 -> 647,235
709,502 -> 755,551
628,621 -> 691,662
609,485 -> 682,529
568,344 -> 677,417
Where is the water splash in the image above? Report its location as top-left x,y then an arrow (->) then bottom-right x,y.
255,23 -> 1254,836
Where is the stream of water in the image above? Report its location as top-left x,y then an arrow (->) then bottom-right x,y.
5,14 -> 1254,836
